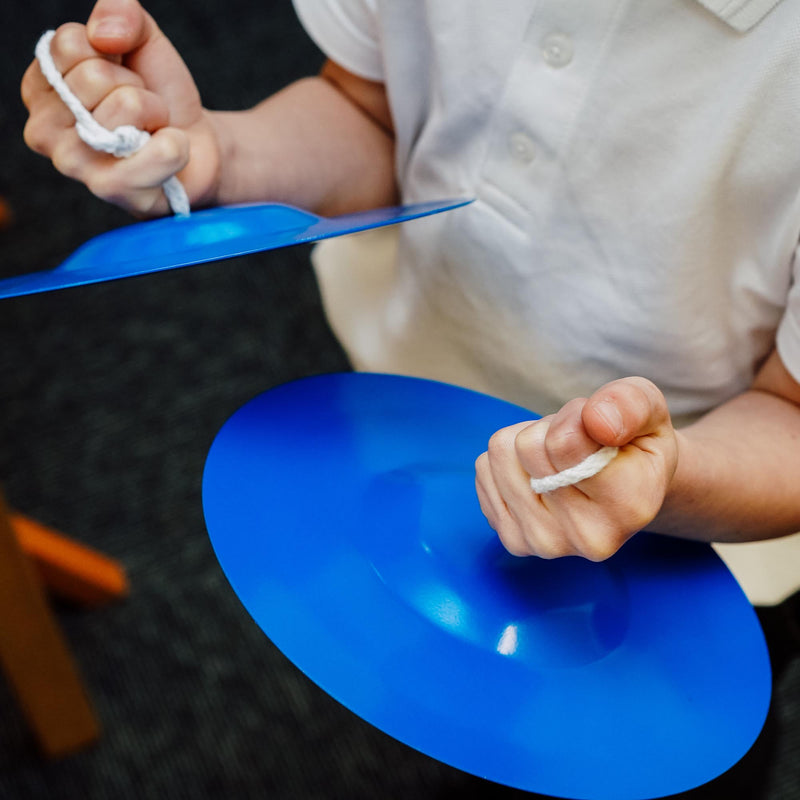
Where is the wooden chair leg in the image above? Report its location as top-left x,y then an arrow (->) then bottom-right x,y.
0,489 -> 100,757
10,512 -> 129,608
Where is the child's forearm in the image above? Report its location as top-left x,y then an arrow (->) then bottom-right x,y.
654,350 -> 800,542
207,75 -> 398,216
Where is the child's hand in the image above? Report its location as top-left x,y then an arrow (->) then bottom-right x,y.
474,377 -> 679,561
21,0 -> 220,216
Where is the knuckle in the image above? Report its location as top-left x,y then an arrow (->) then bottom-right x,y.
23,119 -> 49,155
580,537 -> 621,563
514,520 -> 574,560
20,66 -> 39,109
51,141 -> 88,180
513,421 -> 549,475
103,85 -> 147,124
487,428 -> 511,460
533,539 -> 573,560
53,23 -> 90,66
74,57 -> 118,95
628,501 -> 656,533
551,398 -> 587,433
575,522 -> 630,562
498,529 -> 531,558
545,404 -> 587,455
513,421 -> 542,454
85,169 -> 120,201
151,132 -> 186,167
544,424 -> 582,458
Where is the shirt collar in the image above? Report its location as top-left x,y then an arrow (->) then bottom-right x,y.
694,0 -> 784,31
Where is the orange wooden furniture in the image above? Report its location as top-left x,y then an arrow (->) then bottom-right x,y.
0,488 -> 128,757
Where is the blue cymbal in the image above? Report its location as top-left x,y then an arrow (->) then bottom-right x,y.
0,198 -> 470,299
202,372 -> 771,800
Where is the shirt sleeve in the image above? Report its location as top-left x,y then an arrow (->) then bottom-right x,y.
776,269 -> 800,384
292,0 -> 383,82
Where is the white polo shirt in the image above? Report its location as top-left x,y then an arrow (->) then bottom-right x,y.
293,0 -> 800,428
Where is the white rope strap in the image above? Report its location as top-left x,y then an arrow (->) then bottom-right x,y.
529,446 -> 619,494
35,29 -> 190,216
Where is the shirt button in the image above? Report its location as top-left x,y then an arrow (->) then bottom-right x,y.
541,32 -> 573,68
509,131 -> 537,164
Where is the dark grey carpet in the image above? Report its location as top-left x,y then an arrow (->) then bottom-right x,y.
1,2 -> 797,799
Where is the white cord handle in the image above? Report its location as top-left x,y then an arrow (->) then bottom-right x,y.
529,446 -> 619,494
35,29 -> 190,216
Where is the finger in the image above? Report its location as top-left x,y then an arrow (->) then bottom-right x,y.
111,128 -> 188,186
484,423 -> 575,550
24,94 -> 81,156
89,2 -> 201,125
543,398 -> 600,471
510,416 -> 552,481
509,414 -> 604,497
474,452 -> 505,531
479,433 -> 601,559
85,128 -> 189,214
47,125 -> 186,215
87,0 -> 148,55
25,77 -> 167,164
50,22 -> 119,76
475,452 -> 531,556
91,84 -> 169,134
22,25 -> 133,132
582,377 -> 672,448
515,398 -> 604,479
49,126 -> 116,182
63,57 -> 146,114
22,24 -> 106,113
486,422 -> 544,513
21,61 -> 52,112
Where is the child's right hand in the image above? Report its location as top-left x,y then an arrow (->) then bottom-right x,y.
21,0 -> 221,216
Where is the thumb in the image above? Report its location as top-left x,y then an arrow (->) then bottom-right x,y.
87,0 -> 148,55
88,0 -> 201,126
581,377 -> 672,447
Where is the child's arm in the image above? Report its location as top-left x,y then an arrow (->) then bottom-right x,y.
210,59 -> 396,215
475,348 -> 800,560
21,0 -> 396,217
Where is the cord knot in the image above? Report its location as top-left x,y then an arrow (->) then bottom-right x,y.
74,122 -> 150,158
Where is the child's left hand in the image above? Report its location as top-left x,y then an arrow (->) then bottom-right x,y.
474,377 -> 679,561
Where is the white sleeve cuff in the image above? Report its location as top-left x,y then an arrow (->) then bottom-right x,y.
775,294 -> 800,385
292,0 -> 384,82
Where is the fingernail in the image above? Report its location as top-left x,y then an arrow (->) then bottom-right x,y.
90,16 -> 129,39
595,400 -> 623,438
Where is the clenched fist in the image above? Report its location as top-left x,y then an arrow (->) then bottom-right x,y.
475,377 -> 679,561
